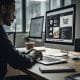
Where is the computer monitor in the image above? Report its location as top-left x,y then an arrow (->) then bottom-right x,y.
29,16 -> 44,39
45,4 -> 76,45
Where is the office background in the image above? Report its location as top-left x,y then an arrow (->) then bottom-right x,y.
4,0 -> 80,77
4,0 -> 80,51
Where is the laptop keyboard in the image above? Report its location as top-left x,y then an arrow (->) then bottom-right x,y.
42,56 -> 60,62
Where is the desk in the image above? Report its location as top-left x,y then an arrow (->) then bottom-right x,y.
17,47 -> 80,80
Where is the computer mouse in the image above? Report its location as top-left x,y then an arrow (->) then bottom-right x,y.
72,57 -> 80,61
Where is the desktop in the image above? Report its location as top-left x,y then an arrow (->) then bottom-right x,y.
29,16 -> 44,39
28,16 -> 44,46
45,4 -> 76,51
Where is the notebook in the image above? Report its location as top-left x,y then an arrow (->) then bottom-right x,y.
39,65 -> 75,73
37,56 -> 67,65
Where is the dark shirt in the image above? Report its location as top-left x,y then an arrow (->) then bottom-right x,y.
0,26 -> 35,80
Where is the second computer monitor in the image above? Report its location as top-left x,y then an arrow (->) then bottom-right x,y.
45,4 -> 76,45
29,16 -> 44,39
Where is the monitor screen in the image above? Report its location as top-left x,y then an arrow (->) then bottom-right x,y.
45,5 -> 76,45
29,16 -> 44,39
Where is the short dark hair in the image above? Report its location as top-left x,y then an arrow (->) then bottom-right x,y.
0,0 -> 15,6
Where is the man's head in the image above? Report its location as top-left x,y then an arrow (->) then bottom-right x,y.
0,0 -> 15,26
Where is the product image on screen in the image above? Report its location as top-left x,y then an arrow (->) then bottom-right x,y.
29,16 -> 44,39
45,5 -> 75,45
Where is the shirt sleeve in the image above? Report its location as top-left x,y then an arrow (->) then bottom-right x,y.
0,36 -> 36,70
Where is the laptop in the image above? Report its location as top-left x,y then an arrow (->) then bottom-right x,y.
37,56 -> 67,65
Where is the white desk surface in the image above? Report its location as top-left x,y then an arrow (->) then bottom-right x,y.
16,47 -> 80,80
16,47 -> 70,57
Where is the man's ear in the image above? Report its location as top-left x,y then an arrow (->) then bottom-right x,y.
1,5 -> 6,14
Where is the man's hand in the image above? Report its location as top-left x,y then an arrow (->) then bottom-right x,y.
29,49 -> 42,61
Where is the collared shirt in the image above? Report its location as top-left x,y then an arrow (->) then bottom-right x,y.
0,25 -> 35,80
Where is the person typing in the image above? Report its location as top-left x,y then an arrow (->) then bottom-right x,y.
0,0 -> 42,80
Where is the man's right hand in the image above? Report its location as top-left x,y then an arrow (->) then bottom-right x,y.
29,49 -> 42,61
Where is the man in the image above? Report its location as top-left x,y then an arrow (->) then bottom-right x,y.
0,0 -> 42,80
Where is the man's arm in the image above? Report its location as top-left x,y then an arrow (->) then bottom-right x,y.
0,36 -> 37,70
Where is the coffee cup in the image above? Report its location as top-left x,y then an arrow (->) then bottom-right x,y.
25,42 -> 35,50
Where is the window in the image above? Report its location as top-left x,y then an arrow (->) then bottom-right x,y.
4,0 -> 72,33
26,0 -> 49,32
26,0 -> 72,32
4,0 -> 22,32
50,0 -> 61,10
15,0 -> 22,32
64,0 -> 72,6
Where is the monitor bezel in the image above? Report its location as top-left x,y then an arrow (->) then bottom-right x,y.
45,4 -> 76,45
29,16 -> 44,39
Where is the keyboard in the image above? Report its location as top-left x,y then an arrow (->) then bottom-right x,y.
37,56 -> 67,65
42,56 -> 60,62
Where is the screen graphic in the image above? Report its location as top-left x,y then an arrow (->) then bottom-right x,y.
45,5 -> 75,45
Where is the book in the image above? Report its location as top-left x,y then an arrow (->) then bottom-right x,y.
39,65 -> 75,73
